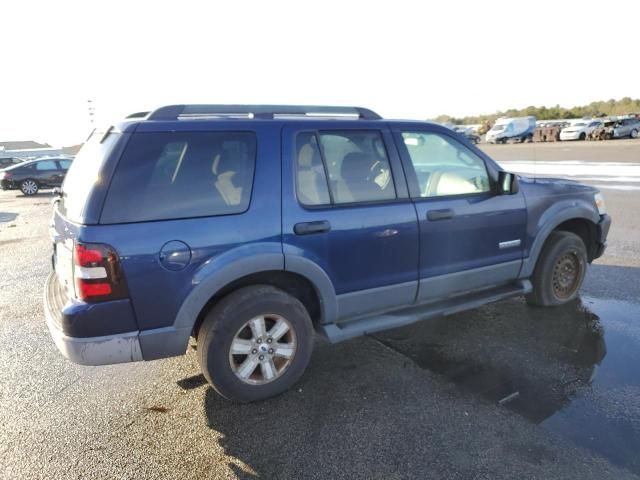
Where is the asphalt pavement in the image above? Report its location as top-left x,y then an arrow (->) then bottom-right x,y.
1,140 -> 639,479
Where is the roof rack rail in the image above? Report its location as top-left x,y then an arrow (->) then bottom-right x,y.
146,104 -> 382,121
126,111 -> 150,119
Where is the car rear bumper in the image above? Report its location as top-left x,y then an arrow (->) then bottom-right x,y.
44,272 -> 143,365
1,179 -> 16,190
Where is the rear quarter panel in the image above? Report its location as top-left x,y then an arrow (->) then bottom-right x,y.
79,122 -> 284,333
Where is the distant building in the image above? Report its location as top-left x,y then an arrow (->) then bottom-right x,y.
62,144 -> 83,156
0,141 -> 62,160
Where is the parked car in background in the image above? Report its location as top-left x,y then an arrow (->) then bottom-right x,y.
588,119 -> 617,141
0,157 -> 24,170
485,116 -> 536,144
452,126 -> 480,144
0,157 -> 72,195
612,117 -> 640,139
44,104 -> 610,403
560,120 -> 602,141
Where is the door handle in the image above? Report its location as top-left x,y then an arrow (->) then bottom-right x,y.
427,209 -> 454,221
294,220 -> 331,235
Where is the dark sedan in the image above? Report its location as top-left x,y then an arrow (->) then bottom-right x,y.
0,158 -> 72,196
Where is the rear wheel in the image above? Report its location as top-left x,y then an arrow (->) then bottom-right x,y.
526,231 -> 588,307
579,132 -> 586,141
197,285 -> 314,402
631,129 -> 638,139
20,179 -> 39,196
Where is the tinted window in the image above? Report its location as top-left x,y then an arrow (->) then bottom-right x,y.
102,131 -> 256,223
317,131 -> 396,204
295,133 -> 331,206
35,160 -> 57,170
58,160 -> 72,170
402,132 -> 490,198
61,129 -> 120,223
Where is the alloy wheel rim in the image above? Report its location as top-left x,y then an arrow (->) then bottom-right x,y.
552,252 -> 582,299
22,181 -> 37,195
228,314 -> 296,385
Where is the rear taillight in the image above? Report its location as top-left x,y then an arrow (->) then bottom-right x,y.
72,242 -> 128,302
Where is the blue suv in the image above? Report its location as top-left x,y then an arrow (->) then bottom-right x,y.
45,105 -> 611,402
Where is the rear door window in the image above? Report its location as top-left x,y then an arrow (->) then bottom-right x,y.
58,160 -> 72,170
295,130 -> 396,205
101,131 -> 256,224
319,131 -> 396,204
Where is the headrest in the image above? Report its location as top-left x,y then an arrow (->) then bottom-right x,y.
341,152 -> 371,182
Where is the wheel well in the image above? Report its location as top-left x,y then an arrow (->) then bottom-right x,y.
192,271 -> 322,338
553,218 -> 597,260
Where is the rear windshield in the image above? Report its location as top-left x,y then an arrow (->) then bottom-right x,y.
101,131 -> 256,224
61,129 -> 121,223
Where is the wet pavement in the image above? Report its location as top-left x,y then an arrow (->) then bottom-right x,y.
375,296 -> 640,474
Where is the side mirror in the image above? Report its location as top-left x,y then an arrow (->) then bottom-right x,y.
498,172 -> 519,195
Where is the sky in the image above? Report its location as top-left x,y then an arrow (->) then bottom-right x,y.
1,0 -> 639,147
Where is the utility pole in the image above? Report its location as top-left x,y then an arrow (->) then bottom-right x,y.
87,99 -> 96,130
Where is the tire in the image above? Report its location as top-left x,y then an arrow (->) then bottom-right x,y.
20,179 -> 39,196
631,129 -> 638,139
526,231 -> 588,307
197,285 -> 314,402
579,132 -> 586,141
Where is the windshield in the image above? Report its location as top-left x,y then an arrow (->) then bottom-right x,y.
491,125 -> 506,132
60,129 -> 121,223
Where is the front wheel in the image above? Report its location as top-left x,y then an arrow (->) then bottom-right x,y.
197,285 -> 314,402
526,231 -> 588,307
20,179 -> 39,196
631,129 -> 638,139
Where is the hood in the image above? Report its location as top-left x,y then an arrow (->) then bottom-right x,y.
519,174 -> 597,193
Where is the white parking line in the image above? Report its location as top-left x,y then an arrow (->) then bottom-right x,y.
496,160 -> 640,191
497,161 -> 640,178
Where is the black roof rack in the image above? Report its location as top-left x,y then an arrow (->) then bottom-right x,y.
126,111 -> 150,119
146,104 -> 382,121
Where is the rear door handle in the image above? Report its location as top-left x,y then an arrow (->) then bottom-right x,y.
427,209 -> 454,221
294,220 -> 331,235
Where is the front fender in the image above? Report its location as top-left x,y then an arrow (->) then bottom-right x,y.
520,200 -> 599,278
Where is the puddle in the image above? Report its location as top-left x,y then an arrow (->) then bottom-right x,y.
374,296 -> 640,474
0,212 -> 18,223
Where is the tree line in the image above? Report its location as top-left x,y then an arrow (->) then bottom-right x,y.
434,97 -> 640,126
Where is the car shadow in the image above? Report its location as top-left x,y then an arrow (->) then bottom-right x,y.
200,295 -> 610,479
14,191 -> 53,199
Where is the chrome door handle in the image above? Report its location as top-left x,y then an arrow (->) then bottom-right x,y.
375,228 -> 399,238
